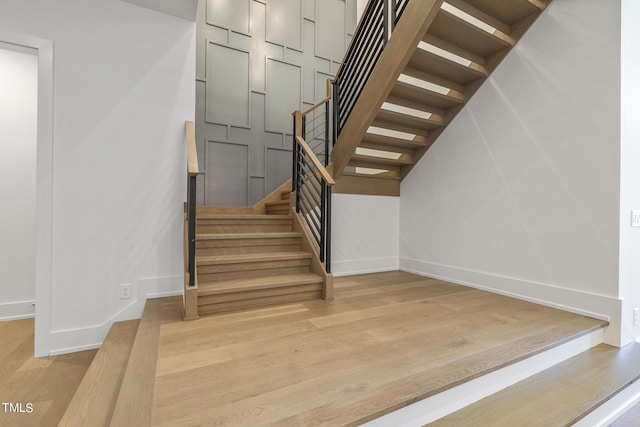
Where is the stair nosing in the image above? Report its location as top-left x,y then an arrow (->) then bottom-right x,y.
197,251 -> 312,265
197,214 -> 292,220
196,232 -> 302,240
198,273 -> 323,296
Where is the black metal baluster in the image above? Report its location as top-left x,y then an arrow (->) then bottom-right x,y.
324,101 -> 330,166
326,185 -> 331,273
320,181 -> 326,263
188,174 -> 196,286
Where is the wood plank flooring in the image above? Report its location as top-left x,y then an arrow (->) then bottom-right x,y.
110,299 -> 164,427
429,343 -> 640,426
59,319 -> 139,427
150,271 -> 607,426
0,318 -> 96,427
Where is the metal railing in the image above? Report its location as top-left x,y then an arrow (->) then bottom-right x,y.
292,99 -> 335,273
333,0 -> 408,137
185,121 -> 198,287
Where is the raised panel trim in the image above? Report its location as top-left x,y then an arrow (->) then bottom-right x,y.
265,0 -> 304,50
314,0 -> 347,62
264,57 -> 302,134
205,41 -> 251,129
264,145 -> 293,196
204,139 -> 251,206
206,0 -> 252,36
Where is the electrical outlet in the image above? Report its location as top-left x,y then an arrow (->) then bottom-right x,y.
634,308 -> 640,326
632,210 -> 640,228
119,283 -> 132,300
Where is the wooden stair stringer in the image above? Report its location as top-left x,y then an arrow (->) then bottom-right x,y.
330,0 -> 445,179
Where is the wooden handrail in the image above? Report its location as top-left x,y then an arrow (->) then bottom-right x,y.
301,97 -> 331,116
295,136 -> 335,186
185,121 -> 199,176
295,79 -> 334,117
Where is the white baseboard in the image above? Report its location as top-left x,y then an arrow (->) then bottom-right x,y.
47,274 -> 182,356
0,300 -> 35,321
332,257 -> 399,277
400,258 -> 622,345
363,328 -> 604,426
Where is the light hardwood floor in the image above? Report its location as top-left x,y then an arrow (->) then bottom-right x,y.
0,318 -> 96,427
150,271 -> 606,426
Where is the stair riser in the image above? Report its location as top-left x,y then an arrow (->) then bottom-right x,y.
198,290 -> 321,315
198,258 -> 311,274
196,244 -> 301,256
197,265 -> 311,282
198,283 -> 322,305
196,237 -> 301,249
266,208 -> 290,215
196,221 -> 291,234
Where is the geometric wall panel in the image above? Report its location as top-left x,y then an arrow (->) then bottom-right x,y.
205,42 -> 250,127
266,0 -> 302,50
266,59 -> 301,133
207,0 -> 250,34
266,147 -> 293,195
206,141 -> 249,206
197,0 -> 356,205
316,0 -> 346,61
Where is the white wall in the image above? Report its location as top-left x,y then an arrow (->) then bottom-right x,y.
0,0 -> 196,355
356,0 -> 368,21
400,0 -> 624,344
332,194 -> 399,276
619,0 -> 640,344
0,46 -> 38,320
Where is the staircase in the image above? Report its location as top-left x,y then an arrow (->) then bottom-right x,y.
330,0 -> 551,196
182,181 -> 331,318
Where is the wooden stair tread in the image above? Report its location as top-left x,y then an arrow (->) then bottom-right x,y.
197,251 -> 312,265
59,320 -> 139,427
197,232 -> 301,240
409,47 -> 487,86
109,298 -> 165,427
391,81 -> 463,110
428,9 -> 511,57
455,0 -> 545,26
362,133 -> 429,149
197,214 -> 291,220
375,109 -> 443,133
266,200 -> 289,206
359,140 -> 415,157
350,154 -> 413,167
430,343 -> 640,426
341,171 -> 402,181
198,272 -> 323,295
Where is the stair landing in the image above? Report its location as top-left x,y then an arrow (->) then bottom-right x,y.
151,271 -> 610,426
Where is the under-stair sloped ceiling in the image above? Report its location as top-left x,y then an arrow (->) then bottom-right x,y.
122,0 -> 198,21
399,0 -> 624,344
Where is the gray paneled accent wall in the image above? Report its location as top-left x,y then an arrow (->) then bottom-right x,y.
196,0 -> 357,206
